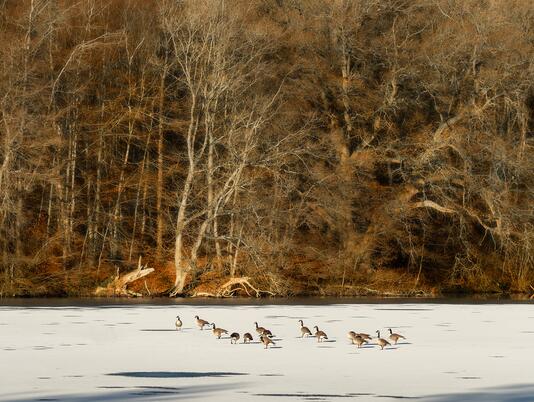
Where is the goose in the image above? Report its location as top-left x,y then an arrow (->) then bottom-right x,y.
175,316 -> 182,331
254,322 -> 267,335
195,315 -> 210,330
352,334 -> 368,348
348,331 -> 368,347
376,330 -> 391,350
313,326 -> 328,342
262,329 -> 274,338
388,328 -> 406,344
211,323 -> 228,339
356,332 -> 372,341
260,334 -> 275,349
230,332 -> 240,344
299,320 -> 312,338
243,332 -> 253,343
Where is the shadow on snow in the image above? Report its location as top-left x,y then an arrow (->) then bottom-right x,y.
6,383 -> 245,402
424,384 -> 534,402
107,371 -> 249,379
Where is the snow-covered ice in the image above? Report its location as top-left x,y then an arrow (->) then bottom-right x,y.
1,300 -> 533,401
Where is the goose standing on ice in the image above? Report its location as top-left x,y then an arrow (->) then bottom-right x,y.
352,334 -> 368,348
313,326 -> 328,342
388,328 -> 406,344
348,331 -> 367,346
243,333 -> 253,343
262,329 -> 274,338
376,330 -> 391,350
299,320 -> 312,338
195,315 -> 210,330
175,316 -> 182,331
254,322 -> 266,336
230,332 -> 240,344
211,323 -> 228,339
260,335 -> 275,349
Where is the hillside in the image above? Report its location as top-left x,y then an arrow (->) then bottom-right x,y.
0,0 -> 532,297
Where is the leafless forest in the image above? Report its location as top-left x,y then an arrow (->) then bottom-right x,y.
0,0 -> 532,297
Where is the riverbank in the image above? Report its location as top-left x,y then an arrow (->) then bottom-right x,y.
1,294 -> 533,307
2,262 -> 533,299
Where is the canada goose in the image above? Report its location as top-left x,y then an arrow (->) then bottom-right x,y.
376,330 -> 391,350
230,332 -> 240,344
313,326 -> 328,342
243,332 -> 253,343
299,320 -> 312,337
175,316 -> 182,331
352,334 -> 368,348
260,335 -> 275,349
263,329 -> 274,338
254,322 -> 267,335
195,315 -> 210,330
211,323 -> 228,339
388,328 -> 406,344
348,331 -> 368,347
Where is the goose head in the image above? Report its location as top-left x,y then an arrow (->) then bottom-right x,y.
298,320 -> 303,325
376,330 -> 380,338
388,328 -> 393,334
314,326 -> 319,331
194,315 -> 199,319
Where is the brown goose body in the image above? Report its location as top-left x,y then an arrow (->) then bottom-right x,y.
313,326 -> 328,342
254,322 -> 267,335
299,320 -> 312,337
230,332 -> 240,344
211,323 -> 228,339
263,329 -> 274,338
388,328 -> 406,344
195,315 -> 210,330
175,316 -> 182,331
260,335 -> 275,349
352,334 -> 368,348
357,333 -> 372,341
376,330 -> 391,350
243,332 -> 253,343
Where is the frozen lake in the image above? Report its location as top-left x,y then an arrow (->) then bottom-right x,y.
1,299 -> 533,401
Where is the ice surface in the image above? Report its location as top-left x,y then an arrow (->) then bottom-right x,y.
0,302 -> 533,401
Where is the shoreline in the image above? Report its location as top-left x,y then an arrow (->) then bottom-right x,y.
1,293 -> 532,306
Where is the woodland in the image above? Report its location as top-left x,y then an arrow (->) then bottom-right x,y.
0,0 -> 532,297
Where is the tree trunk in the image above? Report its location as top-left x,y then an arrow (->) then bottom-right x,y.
155,63 -> 168,261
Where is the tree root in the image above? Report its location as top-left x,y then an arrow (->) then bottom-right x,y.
191,277 -> 275,298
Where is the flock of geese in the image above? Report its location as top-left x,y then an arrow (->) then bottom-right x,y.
174,315 -> 406,350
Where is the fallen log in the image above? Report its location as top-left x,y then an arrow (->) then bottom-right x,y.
412,200 -> 456,214
95,257 -> 154,297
